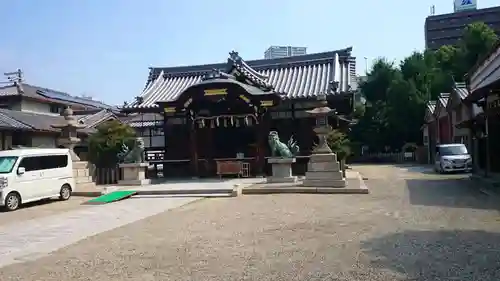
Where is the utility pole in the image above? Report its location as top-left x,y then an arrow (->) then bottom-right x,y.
364,57 -> 368,74
2,69 -> 23,84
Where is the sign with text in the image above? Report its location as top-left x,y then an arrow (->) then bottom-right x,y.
204,89 -> 227,96
454,0 -> 476,12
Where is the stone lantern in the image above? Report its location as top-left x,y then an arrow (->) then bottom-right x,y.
302,94 -> 347,188
307,95 -> 334,154
51,106 -> 85,161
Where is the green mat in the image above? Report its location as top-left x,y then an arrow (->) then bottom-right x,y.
86,190 -> 138,204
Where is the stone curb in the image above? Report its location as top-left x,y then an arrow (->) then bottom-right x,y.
242,186 -> 369,194
133,189 -> 236,196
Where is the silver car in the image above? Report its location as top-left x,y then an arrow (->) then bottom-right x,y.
434,144 -> 472,173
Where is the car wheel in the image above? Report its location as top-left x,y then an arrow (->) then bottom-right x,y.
59,184 -> 72,201
4,192 -> 21,211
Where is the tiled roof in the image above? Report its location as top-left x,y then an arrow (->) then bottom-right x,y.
438,93 -> 450,108
0,112 -> 33,130
453,82 -> 469,100
122,113 -> 163,127
0,109 -> 62,132
129,47 -> 353,108
0,109 -> 93,134
0,83 -> 112,110
0,84 -> 21,97
76,109 -> 117,128
426,100 -> 436,114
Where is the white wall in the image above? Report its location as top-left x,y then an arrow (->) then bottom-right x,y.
31,134 -> 57,148
0,132 -> 12,150
20,99 -> 59,116
451,104 -> 469,139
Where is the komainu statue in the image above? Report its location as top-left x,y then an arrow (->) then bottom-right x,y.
118,137 -> 146,163
268,131 -> 299,158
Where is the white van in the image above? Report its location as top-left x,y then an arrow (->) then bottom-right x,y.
0,148 -> 75,211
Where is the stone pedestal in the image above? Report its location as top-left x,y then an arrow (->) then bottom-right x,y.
267,158 -> 298,183
72,161 -> 102,196
303,153 -> 347,188
118,162 -> 151,186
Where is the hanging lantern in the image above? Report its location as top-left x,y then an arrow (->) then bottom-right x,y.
235,118 -> 240,127
216,117 -> 220,127
223,117 -> 228,127
230,116 -> 234,126
210,119 -> 215,128
201,119 -> 206,128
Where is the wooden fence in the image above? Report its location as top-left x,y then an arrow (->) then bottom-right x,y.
350,152 -> 417,164
91,165 -> 121,185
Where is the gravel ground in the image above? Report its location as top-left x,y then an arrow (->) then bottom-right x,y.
1,165 -> 500,280
0,196 -> 89,226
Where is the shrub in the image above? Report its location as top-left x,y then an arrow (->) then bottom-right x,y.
88,120 -> 136,167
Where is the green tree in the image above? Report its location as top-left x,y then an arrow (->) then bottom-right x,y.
351,22 -> 499,153
458,22 -> 498,76
326,129 -> 351,160
88,120 -> 136,167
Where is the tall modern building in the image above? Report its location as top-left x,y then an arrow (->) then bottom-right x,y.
425,4 -> 500,50
264,46 -> 307,59
349,57 -> 357,88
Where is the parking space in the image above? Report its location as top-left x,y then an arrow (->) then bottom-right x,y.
0,196 -> 89,226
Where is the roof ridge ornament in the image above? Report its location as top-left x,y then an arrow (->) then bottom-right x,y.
202,68 -> 233,80
227,50 -> 273,90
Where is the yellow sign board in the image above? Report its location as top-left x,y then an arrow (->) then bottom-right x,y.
164,107 -> 176,113
204,89 -> 227,96
260,100 -> 273,107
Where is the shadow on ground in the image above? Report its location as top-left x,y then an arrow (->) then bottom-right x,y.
406,178 -> 500,210
393,163 -> 437,175
362,230 -> 500,280
0,198 -> 58,212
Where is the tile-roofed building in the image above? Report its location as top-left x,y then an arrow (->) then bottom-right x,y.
76,109 -> 119,129
122,113 -> 163,128
0,83 -> 112,110
128,47 -> 354,109
0,111 -> 33,130
437,93 -> 450,109
453,82 -> 469,100
427,100 -> 436,115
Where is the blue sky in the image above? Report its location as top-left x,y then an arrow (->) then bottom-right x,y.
0,0 -> 497,105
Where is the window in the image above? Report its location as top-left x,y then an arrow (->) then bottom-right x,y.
50,104 -> 60,114
18,155 -> 68,172
0,156 -> 18,173
438,144 -> 468,156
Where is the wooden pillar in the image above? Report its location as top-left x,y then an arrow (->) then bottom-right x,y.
162,111 -> 168,161
256,111 -> 269,176
485,94 -> 490,177
187,115 -> 199,177
1,132 -> 5,150
205,125 -> 213,175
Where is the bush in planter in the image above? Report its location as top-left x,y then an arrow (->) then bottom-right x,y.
88,120 -> 136,168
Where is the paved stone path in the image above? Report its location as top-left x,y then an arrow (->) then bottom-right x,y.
0,197 -> 199,268
2,165 -> 499,280
0,178 -> 263,268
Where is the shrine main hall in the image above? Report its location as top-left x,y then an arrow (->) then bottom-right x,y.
123,47 -> 356,178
